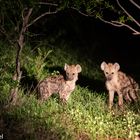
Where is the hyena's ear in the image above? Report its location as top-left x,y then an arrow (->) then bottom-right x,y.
100,61 -> 107,71
64,63 -> 69,71
76,64 -> 82,73
114,63 -> 120,71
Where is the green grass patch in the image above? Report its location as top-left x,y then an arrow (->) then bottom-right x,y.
0,41 -> 140,140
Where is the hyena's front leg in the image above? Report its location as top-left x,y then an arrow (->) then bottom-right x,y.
59,91 -> 72,103
108,90 -> 115,109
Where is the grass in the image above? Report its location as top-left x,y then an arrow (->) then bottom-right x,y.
0,41 -> 140,140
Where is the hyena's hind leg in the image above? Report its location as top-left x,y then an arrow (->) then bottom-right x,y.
123,88 -> 139,103
129,88 -> 139,102
123,88 -> 132,102
123,89 -> 138,103
129,89 -> 139,102
129,78 -> 139,102
124,92 -> 132,102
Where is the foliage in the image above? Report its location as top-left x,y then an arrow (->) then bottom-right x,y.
0,44 -> 16,104
0,0 -> 127,40
23,47 -> 53,80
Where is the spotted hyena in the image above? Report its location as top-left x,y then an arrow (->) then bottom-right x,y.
135,134 -> 140,140
101,61 -> 139,109
38,63 -> 82,102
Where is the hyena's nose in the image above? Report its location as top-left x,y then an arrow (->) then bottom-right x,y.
67,76 -> 73,81
107,75 -> 112,81
66,74 -> 71,80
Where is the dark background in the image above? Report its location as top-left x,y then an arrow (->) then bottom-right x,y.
30,8 -> 140,85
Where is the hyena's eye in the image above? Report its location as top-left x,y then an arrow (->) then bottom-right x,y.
111,72 -> 114,74
106,72 -> 108,74
72,73 -> 75,75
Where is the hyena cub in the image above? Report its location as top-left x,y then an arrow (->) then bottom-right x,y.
101,61 -> 139,109
38,63 -> 82,102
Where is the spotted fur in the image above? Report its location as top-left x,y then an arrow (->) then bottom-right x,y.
38,63 -> 82,102
101,61 -> 139,109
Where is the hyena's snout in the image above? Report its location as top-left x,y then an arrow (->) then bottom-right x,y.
66,73 -> 77,81
106,74 -> 113,81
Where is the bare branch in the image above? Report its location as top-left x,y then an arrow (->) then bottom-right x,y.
27,10 -> 59,28
116,0 -> 140,27
23,8 -> 33,30
70,6 -> 140,35
98,17 -> 123,27
71,6 -> 140,35
70,7 -> 90,17
38,2 -> 58,6
98,17 -> 140,35
18,8 -> 33,48
129,0 -> 140,9
112,21 -> 140,35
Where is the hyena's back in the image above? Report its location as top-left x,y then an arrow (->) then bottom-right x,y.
118,71 -> 139,101
38,75 -> 65,99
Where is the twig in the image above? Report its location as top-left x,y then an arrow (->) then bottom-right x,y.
98,17 -> 140,35
38,2 -> 58,6
98,17 -> 123,27
116,0 -> 140,27
129,0 -> 140,9
27,10 -> 59,28
112,20 -> 140,35
70,7 -> 90,17
71,6 -> 140,35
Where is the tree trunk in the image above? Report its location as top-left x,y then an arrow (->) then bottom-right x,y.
9,8 -> 33,105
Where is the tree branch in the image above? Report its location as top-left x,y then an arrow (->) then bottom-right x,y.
18,8 -> 33,47
98,17 -> 123,27
116,0 -> 140,27
70,6 -> 140,35
38,2 -> 58,6
27,10 -> 59,28
70,7 -> 90,17
112,21 -> 140,35
98,17 -> 140,35
129,0 -> 140,10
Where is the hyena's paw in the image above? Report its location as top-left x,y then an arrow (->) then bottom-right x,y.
59,98 -> 68,105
